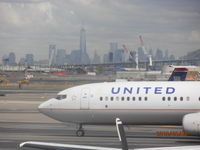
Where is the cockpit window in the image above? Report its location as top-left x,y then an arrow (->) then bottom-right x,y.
56,95 -> 67,100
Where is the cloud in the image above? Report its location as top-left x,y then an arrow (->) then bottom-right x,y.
188,30 -> 200,42
0,0 -> 47,3
0,0 -> 200,61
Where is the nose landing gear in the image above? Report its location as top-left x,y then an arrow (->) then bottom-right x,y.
76,124 -> 85,136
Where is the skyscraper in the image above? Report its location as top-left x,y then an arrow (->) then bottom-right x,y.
70,50 -> 81,64
26,54 -> 34,66
8,52 -> 16,65
164,49 -> 169,60
56,49 -> 66,65
109,42 -> 118,63
80,28 -> 86,54
138,47 -> 147,61
114,49 -> 125,63
80,28 -> 90,64
92,51 -> 101,64
155,48 -> 163,60
49,44 -> 56,66
2,55 -> 9,65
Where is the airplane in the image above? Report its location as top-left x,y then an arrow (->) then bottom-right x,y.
38,81 -> 200,137
20,118 -> 200,150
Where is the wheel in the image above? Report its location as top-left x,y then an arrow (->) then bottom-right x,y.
76,130 -> 85,136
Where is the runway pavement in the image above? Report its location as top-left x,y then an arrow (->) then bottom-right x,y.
0,92 -> 200,150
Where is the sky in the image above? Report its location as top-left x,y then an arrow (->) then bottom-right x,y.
0,0 -> 200,61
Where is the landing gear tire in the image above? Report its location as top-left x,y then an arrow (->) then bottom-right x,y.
76,124 -> 85,136
76,129 -> 85,137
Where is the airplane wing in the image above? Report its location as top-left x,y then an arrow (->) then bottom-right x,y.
20,119 -> 126,150
20,141 -> 120,150
20,118 -> 200,150
19,141 -> 200,150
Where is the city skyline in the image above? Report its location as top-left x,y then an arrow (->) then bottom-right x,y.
0,0 -> 200,61
2,42 -> 177,66
1,27 -> 177,65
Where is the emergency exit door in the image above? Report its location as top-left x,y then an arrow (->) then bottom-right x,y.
80,88 -> 90,109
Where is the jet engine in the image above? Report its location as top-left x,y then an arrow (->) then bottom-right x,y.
183,112 -> 200,136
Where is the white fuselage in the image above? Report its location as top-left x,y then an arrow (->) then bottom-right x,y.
38,81 -> 200,125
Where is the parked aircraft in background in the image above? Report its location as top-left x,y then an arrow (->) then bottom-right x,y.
168,66 -> 200,81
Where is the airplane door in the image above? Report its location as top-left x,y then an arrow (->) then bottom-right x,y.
80,88 -> 90,109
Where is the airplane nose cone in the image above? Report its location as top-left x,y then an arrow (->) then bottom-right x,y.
38,102 -> 46,113
38,102 -> 45,114
38,100 -> 52,114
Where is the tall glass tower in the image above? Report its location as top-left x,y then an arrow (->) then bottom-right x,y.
80,28 -> 86,54
49,44 -> 56,66
80,28 -> 90,64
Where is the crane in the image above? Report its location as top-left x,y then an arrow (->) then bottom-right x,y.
122,44 -> 139,70
139,35 -> 152,68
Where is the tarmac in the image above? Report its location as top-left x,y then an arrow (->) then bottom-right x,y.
0,92 -> 200,150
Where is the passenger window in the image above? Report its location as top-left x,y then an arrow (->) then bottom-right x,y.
111,97 -> 114,101
199,97 -> 200,101
168,97 -> 171,101
105,97 -> 108,101
162,97 -> 165,101
174,97 -> 177,101
116,97 -> 119,101
127,97 -> 130,101
132,97 -> 135,101
139,97 -> 142,101
121,97 -> 124,101
144,97 -> 147,101
100,97 -> 103,101
180,97 -> 183,101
